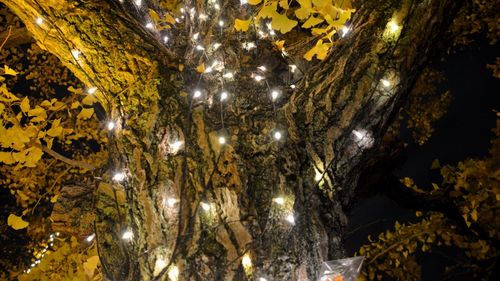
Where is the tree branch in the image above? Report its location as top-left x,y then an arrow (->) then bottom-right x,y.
40,145 -> 96,170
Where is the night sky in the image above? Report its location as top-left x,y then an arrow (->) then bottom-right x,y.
345,40 -> 499,280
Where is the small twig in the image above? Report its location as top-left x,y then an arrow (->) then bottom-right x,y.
0,26 -> 12,51
40,145 -> 96,170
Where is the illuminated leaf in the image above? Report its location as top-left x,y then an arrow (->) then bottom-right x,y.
312,0 -> 329,7
271,13 -> 298,34
279,0 -> 289,9
4,65 -> 18,76
7,214 -> 29,230
274,40 -> 285,51
148,9 -> 160,22
82,94 -> 97,106
47,119 -> 63,137
165,13 -> 176,25
302,16 -> 324,28
51,194 -> 59,203
196,63 -> 205,73
0,151 -> 15,164
24,147 -> 43,167
83,256 -> 100,277
20,97 -> 30,113
234,18 -> 252,32
303,39 -> 330,60
257,2 -> 278,19
248,0 -> 262,5
295,0 -> 312,20
77,107 -> 94,120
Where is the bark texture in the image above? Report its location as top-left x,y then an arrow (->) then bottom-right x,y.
2,0 -> 463,280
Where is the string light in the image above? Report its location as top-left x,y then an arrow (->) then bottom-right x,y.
154,259 -> 168,276
195,45 -> 205,51
257,65 -> 267,72
242,42 -> 256,50
220,91 -> 228,101
218,20 -> 224,27
259,278 -> 268,281
290,84 -> 296,89
134,0 -> 142,6
107,121 -> 115,131
192,32 -> 199,40
212,43 -> 221,50
163,36 -> 169,43
145,22 -> 154,29
165,197 -> 179,207
272,197 -> 285,205
387,20 -> 400,34
168,265 -> 179,281
193,90 -> 202,98
240,0 -> 248,5
271,90 -> 279,101
87,87 -> 97,94
273,131 -> 282,140
285,213 -> 295,225
314,168 -> 323,182
35,17 -> 43,25
86,233 -> 95,242
381,79 -> 391,88
112,172 -> 126,182
341,26 -> 350,37
253,74 -> 264,82
289,64 -> 297,73
352,129 -> 374,148
122,229 -> 133,240
170,140 -> 183,153
200,202 -> 211,211
214,3 -> 221,10
71,49 -> 80,60
242,253 -> 252,271
199,13 -> 208,21
222,72 -> 234,79
218,136 -> 226,145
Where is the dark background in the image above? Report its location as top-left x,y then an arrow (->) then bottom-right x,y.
345,40 -> 499,280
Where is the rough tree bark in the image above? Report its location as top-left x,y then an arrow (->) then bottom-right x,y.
2,0 -> 464,280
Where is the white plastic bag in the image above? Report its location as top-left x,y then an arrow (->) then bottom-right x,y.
317,256 -> 365,281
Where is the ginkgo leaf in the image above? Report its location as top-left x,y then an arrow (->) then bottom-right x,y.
4,65 -> 18,76
148,9 -> 161,22
24,146 -> 43,167
271,13 -> 298,34
312,0 -> 329,7
165,13 -> 176,25
77,107 -> 94,120
196,63 -> 205,73
20,97 -> 30,113
47,119 -> 63,137
7,214 -> 29,230
295,0 -> 312,20
82,94 -> 97,106
83,255 -> 100,277
248,0 -> 262,5
28,106 -> 45,117
0,151 -> 15,164
303,39 -> 331,60
257,2 -> 278,19
302,16 -> 324,28
50,194 -> 59,203
71,101 -> 81,109
274,40 -> 285,51
234,18 -> 252,32
279,0 -> 289,9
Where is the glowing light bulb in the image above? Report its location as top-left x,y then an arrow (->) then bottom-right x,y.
241,0 -> 248,4
223,72 -> 234,79
27,269 -> 31,273
180,7 -> 185,13
122,229 -> 133,240
381,79 -> 391,87
31,263 -> 35,267
243,42 -> 256,50
272,197 -> 285,205
220,91 -> 228,101
87,87 -> 97,94
145,22 -> 154,29
35,17 -> 43,25
192,32 -> 199,40
155,259 -> 167,275
214,3 -> 221,10
269,30 -> 276,36
168,265 -> 179,281
273,131 -> 282,140
199,13 -> 208,21
242,253 -> 252,269
259,278 -> 267,281
200,202 -> 211,211
213,43 -> 221,50
253,74 -> 264,82
193,90 -> 202,98
134,0 -> 142,6
289,64 -> 297,73
285,214 -> 295,225
271,90 -> 279,100
86,233 -> 95,242
218,20 -> 224,27
341,26 -> 350,37
113,172 -> 126,182
258,30 -> 265,37
258,65 -> 267,72
218,136 -> 226,145
314,168 -> 323,182
196,45 -> 205,51
163,36 -> 169,43
387,20 -> 399,33
166,197 -> 179,207
290,84 -> 296,89
71,49 -> 80,60
55,232 -> 60,236
352,129 -> 365,140
170,140 -> 183,152
107,121 -> 115,131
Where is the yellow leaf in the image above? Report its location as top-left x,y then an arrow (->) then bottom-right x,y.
7,214 -> 29,230
47,119 -> 63,137
71,101 -> 81,109
20,97 -> 30,113
196,63 -> 205,73
51,194 -> 59,203
471,209 -> 478,221
77,107 -> 94,120
83,256 -> 100,277
271,13 -> 298,34
257,2 -> 278,19
0,151 -> 15,164
295,0 -> 312,20
312,0 -> 329,7
302,16 -> 324,28
248,0 -> 262,5
279,0 -> 289,9
24,146 -> 43,167
165,13 -> 176,25
274,40 -> 285,51
82,94 -> 97,106
148,9 -> 161,22
234,18 -> 252,32
431,159 -> 441,169
28,106 -> 45,117
303,39 -> 330,60
178,64 -> 184,71
4,65 -> 18,76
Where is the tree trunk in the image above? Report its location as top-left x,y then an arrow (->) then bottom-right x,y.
2,0 -> 463,280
